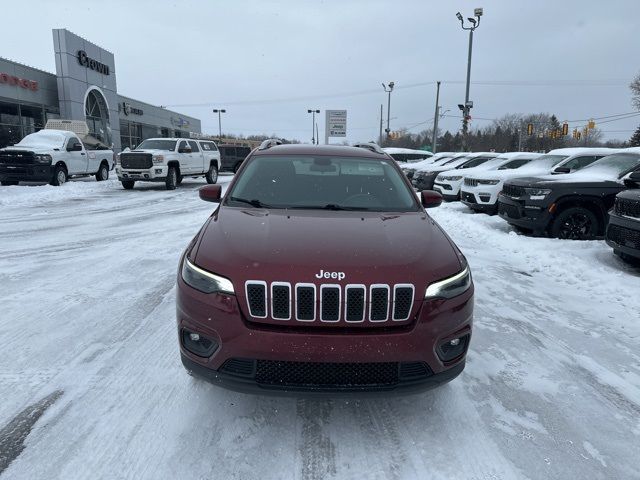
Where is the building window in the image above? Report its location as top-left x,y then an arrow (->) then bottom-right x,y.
0,102 -> 23,148
85,88 -> 112,147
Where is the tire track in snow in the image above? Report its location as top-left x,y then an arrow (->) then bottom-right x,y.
296,399 -> 337,480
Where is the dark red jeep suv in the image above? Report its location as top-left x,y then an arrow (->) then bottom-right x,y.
176,141 -> 473,395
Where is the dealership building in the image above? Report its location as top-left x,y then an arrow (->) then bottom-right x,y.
0,29 -> 201,151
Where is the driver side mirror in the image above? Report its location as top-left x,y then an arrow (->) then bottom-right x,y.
421,190 -> 443,208
199,184 -> 222,202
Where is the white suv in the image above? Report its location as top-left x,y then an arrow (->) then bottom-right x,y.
116,138 -> 221,190
434,152 -> 542,201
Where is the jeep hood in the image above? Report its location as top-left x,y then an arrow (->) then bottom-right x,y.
508,171 -> 624,189
193,207 -> 463,289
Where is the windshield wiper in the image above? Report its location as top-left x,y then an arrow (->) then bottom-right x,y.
228,196 -> 273,208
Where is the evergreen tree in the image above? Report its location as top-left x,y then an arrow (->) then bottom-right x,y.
630,125 -> 640,147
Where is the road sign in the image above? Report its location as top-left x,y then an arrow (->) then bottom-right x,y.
325,110 -> 347,142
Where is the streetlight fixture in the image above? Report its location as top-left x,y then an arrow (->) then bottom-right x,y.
307,109 -> 320,144
455,7 -> 483,151
382,82 -> 395,142
212,109 -> 226,141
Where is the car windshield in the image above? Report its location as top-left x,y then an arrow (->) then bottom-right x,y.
458,156 -> 493,169
578,153 -> 640,178
226,155 -> 420,212
15,131 -> 66,148
498,158 -> 533,169
528,154 -> 568,168
136,139 -> 177,151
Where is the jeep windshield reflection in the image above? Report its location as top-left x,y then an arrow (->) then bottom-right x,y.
226,155 -> 421,212
135,139 -> 178,151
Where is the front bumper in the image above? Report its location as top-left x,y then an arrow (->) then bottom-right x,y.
117,165 -> 168,181
606,213 -> 640,259
176,268 -> 473,396
0,164 -> 53,182
497,194 -> 552,233
460,189 -> 499,214
433,180 -> 462,201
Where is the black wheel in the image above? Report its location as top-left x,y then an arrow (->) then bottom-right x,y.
233,162 -> 242,174
550,207 -> 599,240
95,163 -> 109,181
177,174 -> 184,185
50,165 -> 68,186
1,181 -> 19,186
166,166 -> 178,190
121,180 -> 135,190
206,163 -> 219,184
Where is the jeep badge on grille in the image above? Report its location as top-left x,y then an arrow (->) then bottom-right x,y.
315,270 -> 346,281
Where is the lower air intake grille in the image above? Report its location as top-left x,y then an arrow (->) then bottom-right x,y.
608,224 -> 640,249
220,358 -> 255,377
255,360 -> 399,387
398,362 -> 432,379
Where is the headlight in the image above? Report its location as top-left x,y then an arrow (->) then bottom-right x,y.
425,266 -> 472,300
34,154 -> 52,165
152,154 -> 165,164
524,188 -> 552,199
478,179 -> 500,185
181,258 -> 234,294
444,175 -> 462,181
116,153 -> 121,165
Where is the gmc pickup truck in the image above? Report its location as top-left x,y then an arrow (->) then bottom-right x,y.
0,129 -> 114,186
117,138 -> 221,190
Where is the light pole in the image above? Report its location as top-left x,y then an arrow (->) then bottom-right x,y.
307,109 -> 320,144
382,82 -> 395,142
456,7 -> 483,151
212,109 -> 226,141
432,81 -> 441,153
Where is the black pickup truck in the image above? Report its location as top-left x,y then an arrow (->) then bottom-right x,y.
497,150 -> 640,239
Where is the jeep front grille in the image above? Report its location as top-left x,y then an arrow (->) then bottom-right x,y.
615,197 -> 640,219
120,153 -> 152,169
464,178 -> 478,187
245,281 -> 415,323
502,184 -> 525,198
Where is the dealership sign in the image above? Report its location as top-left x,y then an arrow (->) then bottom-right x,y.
77,50 -> 110,75
325,110 -> 347,137
171,117 -> 191,128
120,102 -> 143,116
0,72 -> 38,91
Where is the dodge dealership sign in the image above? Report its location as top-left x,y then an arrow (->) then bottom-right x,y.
0,72 -> 38,91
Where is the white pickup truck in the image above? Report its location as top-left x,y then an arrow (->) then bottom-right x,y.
116,138 -> 221,190
0,129 -> 114,186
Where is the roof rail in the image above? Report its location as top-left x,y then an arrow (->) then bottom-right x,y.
258,138 -> 284,150
353,142 -> 385,154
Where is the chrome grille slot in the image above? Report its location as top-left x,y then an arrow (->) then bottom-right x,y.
271,282 -> 291,320
369,285 -> 390,322
393,285 -> 414,321
345,285 -> 366,322
320,285 -> 341,322
295,284 -> 316,321
246,282 -> 267,318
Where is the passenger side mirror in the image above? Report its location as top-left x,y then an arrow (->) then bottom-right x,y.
624,170 -> 640,188
199,184 -> 222,202
554,166 -> 571,174
67,143 -> 83,152
421,190 -> 443,208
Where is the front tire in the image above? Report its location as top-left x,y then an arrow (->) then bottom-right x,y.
206,164 -> 218,184
51,165 -> 68,186
166,166 -> 178,190
95,163 -> 109,181
121,180 -> 135,190
550,207 -> 599,240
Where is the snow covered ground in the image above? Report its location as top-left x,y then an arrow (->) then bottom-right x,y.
0,177 -> 639,480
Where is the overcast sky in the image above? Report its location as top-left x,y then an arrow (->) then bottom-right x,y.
3,0 -> 640,143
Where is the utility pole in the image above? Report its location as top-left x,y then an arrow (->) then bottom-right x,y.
379,104 -> 383,144
382,82 -> 395,143
432,81 -> 441,153
456,8 -> 483,151
212,109 -> 226,141
307,109 -> 320,144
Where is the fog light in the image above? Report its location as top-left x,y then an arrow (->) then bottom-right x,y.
182,329 -> 218,357
144,174 -> 149,179
437,334 -> 470,362
155,169 -> 162,174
